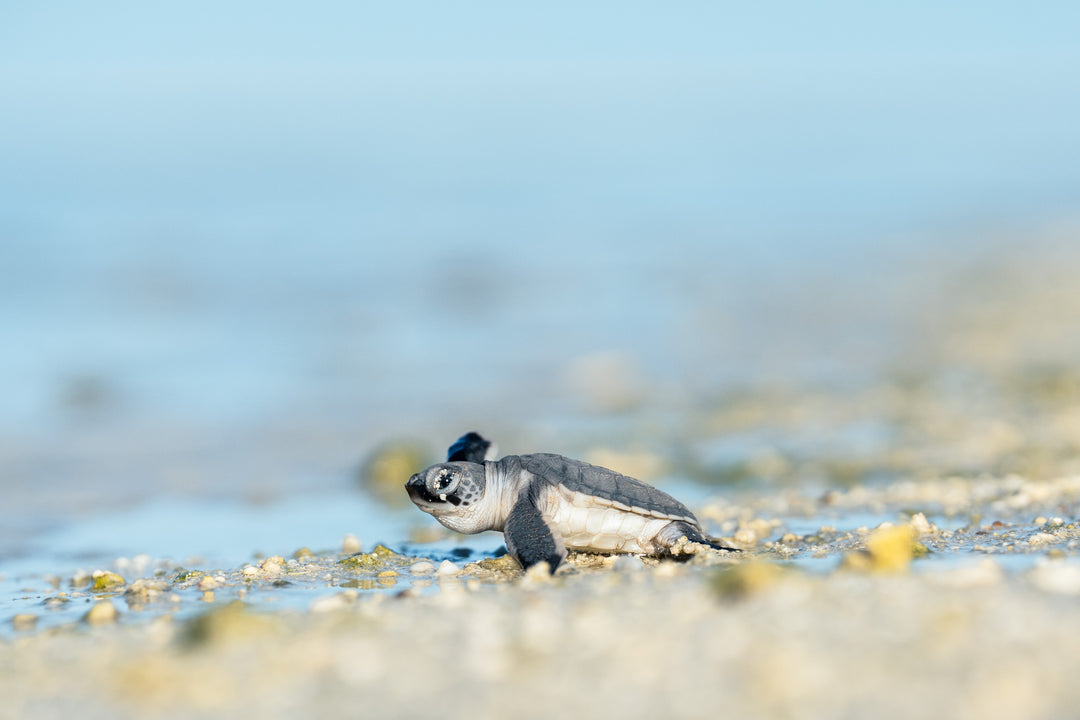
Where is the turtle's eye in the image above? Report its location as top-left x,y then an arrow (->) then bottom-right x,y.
430,468 -> 459,495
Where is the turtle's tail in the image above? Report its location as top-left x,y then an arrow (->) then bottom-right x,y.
685,523 -> 741,552
702,535 -> 742,552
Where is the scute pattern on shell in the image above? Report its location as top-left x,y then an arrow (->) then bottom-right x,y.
519,453 -> 699,525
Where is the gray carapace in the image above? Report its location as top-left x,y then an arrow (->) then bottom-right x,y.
405,432 -> 738,573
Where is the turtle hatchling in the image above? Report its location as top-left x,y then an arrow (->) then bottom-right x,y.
406,432 -> 738,572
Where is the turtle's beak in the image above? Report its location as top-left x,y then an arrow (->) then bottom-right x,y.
405,473 -> 437,505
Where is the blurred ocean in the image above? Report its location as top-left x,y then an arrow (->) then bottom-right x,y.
2,3 -> 1080,565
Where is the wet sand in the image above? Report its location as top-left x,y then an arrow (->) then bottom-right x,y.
4,471 -> 1080,720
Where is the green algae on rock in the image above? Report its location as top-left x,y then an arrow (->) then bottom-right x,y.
339,544 -> 409,571
462,554 -> 522,582
172,569 -> 205,584
90,571 -> 127,592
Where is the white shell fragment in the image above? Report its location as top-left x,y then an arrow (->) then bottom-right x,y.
436,560 -> 461,575
409,561 -> 435,575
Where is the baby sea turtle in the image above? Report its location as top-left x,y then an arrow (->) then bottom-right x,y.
406,432 -> 738,572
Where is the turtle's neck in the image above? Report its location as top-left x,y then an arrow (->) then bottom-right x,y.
486,456 -> 526,531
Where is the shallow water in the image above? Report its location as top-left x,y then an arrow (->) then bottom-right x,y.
6,472 -> 1076,639
0,488 -> 497,636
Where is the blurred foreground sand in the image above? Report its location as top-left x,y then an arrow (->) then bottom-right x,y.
4,472 -> 1080,720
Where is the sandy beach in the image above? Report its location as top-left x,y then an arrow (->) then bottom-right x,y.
5,470 -> 1080,720
5,7 -> 1080,718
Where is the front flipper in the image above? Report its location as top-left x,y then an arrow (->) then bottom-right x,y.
447,432 -> 496,463
503,492 -> 567,574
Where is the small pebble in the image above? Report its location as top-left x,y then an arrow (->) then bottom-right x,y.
1029,562 -> 1080,595
311,590 -> 358,613
342,534 -> 362,554
12,614 -> 37,631
311,593 -> 354,614
653,561 -> 682,578
84,601 -> 119,625
711,562 -> 784,598
611,555 -> 643,573
864,525 -> 917,572
260,558 -> 284,576
437,560 -> 460,575
242,566 -> 258,577
733,528 -> 758,545
409,561 -> 436,575
197,576 -> 221,591
908,512 -> 934,536
521,562 -> 554,586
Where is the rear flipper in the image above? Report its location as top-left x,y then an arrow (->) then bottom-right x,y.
655,521 -> 741,558
446,432 -> 497,464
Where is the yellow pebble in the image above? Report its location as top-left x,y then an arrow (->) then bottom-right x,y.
864,525 -> 917,572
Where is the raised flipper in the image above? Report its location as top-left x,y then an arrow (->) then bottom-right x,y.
503,491 -> 567,573
447,432 -> 497,464
655,520 -> 741,557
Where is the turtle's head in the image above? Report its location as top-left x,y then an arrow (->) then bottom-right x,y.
405,462 -> 487,521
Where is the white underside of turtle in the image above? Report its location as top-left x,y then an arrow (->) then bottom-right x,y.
545,486 -> 695,554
